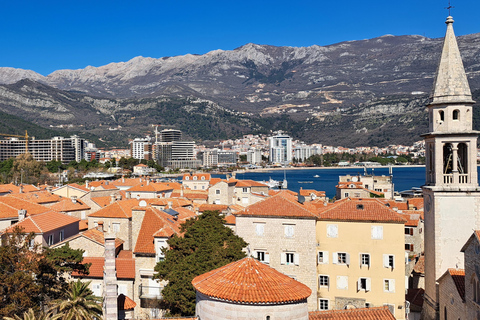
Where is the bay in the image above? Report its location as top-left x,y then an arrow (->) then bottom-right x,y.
215,166 -> 429,198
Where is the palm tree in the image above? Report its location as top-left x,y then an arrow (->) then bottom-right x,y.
4,308 -> 62,320
49,280 -> 102,320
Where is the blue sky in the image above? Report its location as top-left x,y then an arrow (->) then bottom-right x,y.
1,0 -> 479,76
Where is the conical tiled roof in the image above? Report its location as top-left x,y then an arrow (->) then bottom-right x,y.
430,16 -> 474,105
192,257 -> 311,304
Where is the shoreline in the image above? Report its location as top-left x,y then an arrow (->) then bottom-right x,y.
236,164 -> 426,173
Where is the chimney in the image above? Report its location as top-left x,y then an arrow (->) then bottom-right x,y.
97,221 -> 104,232
71,196 -> 77,203
168,201 -> 173,209
180,185 -> 184,197
85,180 -> 89,188
110,194 -> 116,204
19,185 -> 23,194
122,175 -> 125,183
103,234 -> 118,320
147,178 -> 150,186
116,194 -> 122,201
126,192 -> 131,199
18,209 -> 26,220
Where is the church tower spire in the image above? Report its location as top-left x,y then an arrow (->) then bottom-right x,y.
430,16 -> 474,105
422,15 -> 480,320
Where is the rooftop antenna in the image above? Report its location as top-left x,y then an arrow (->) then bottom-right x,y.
445,0 -> 454,15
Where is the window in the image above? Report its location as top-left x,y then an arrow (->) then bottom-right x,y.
319,299 -> 329,310
405,244 -> 414,251
256,250 -> 269,263
281,252 -> 299,265
333,252 -> 350,265
319,275 -> 329,288
242,187 -> 248,193
215,189 -> 221,195
112,223 -> 120,233
439,110 -> 445,121
194,186 -> 197,190
358,277 -> 371,291
384,279 -> 395,292
201,176 -> 205,180
255,223 -> 265,236
383,254 -> 395,269
405,227 -> 414,235
360,253 -> 370,267
48,234 -> 54,246
371,226 -> 383,239
327,224 -> 338,238
344,192 -> 349,197
453,109 -> 459,120
356,204 -> 364,210
336,276 -> 348,290
284,224 -> 295,238
59,229 -> 64,242
318,251 -> 329,264
92,283 -> 102,296
193,176 -> 197,180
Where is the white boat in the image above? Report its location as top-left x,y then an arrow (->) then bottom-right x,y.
314,174 -> 320,178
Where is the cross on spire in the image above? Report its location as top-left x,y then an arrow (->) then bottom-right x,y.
445,0 -> 454,15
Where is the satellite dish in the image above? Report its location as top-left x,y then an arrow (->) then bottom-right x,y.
352,177 -> 358,182
139,200 -> 147,207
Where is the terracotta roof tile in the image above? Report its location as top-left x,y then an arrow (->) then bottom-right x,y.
448,268 -> 465,301
88,199 -> 140,218
148,198 -> 192,208
209,178 -> 223,186
224,215 -> 235,225
117,250 -> 132,259
91,196 -> 113,207
49,197 -> 90,212
381,199 -> 409,210
5,211 -> 80,234
235,193 -> 317,218
111,178 -> 143,187
192,257 -> 311,304
408,197 -> 424,210
127,182 -> 174,193
299,189 -> 326,197
72,257 -> 135,279
117,294 -> 136,310
318,198 -> 407,223
268,189 -> 298,197
63,183 -> 90,192
8,191 -> 61,204
79,219 -> 88,231
134,207 -> 181,254
235,180 -> 268,188
20,184 -> 41,193
0,196 -> 52,218
183,173 -> 211,181
171,191 -> 208,200
308,306 -> 395,319
0,183 -> 20,194
199,204 -> 228,212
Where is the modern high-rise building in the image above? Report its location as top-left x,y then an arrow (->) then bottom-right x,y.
269,133 -> 292,165
0,135 -> 85,164
422,15 -> 480,320
130,137 -> 153,161
158,129 -> 182,143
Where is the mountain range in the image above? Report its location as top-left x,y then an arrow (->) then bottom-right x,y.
1,32 -> 480,148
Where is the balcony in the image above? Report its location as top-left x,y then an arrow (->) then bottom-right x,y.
139,284 -> 163,299
443,173 -> 469,184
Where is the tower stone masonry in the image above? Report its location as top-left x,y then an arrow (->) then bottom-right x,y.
422,15 -> 480,320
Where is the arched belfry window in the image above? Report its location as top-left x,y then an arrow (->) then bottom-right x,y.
458,143 -> 468,174
453,110 -> 460,120
443,143 -> 453,174
439,110 -> 445,122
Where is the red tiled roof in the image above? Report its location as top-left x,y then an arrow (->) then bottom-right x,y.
183,173 -> 211,181
127,182 -> 173,193
381,199 -> 409,210
63,183 -> 90,192
235,193 -> 317,218
117,250 -> 132,259
448,268 -> 465,301
235,180 -> 268,188
134,207 -> 181,254
49,197 -> 90,212
308,306 -> 395,320
209,178 -> 223,186
118,294 -> 136,310
5,211 -> 80,234
148,198 -> 192,207
111,178 -> 143,187
199,204 -> 228,212
268,189 -> 298,197
299,189 -> 326,197
171,191 -> 208,200
408,197 -> 424,210
317,198 -> 407,223
192,257 -> 311,304
72,257 -> 135,279
88,199 -> 140,218
224,215 -> 235,225
0,196 -> 52,218
8,191 -> 61,204
91,196 -> 113,207
336,181 -> 364,189
79,219 -> 88,231
0,183 -> 20,194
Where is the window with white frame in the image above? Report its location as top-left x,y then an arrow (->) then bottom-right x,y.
383,254 -> 395,269
255,250 -> 269,264
319,299 -> 329,310
371,226 -> 383,239
48,234 -> 54,246
112,223 -> 120,233
284,224 -> 295,238
360,253 -> 370,267
358,277 -> 371,291
318,251 -> 329,264
254,223 -> 265,236
327,224 -> 338,238
384,279 -> 395,292
319,275 -> 329,288
333,252 -> 350,265
336,276 -> 348,290
215,189 -> 221,195
281,252 -> 299,266
92,283 -> 102,296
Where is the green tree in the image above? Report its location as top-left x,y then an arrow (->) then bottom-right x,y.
0,227 -> 89,317
154,211 -> 248,316
46,160 -> 64,173
49,280 -> 102,320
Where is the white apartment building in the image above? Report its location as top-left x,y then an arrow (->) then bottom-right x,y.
269,133 -> 292,165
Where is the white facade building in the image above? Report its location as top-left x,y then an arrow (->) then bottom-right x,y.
269,133 -> 292,165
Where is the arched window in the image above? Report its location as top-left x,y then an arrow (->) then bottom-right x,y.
458,143 -> 468,174
453,110 -> 460,120
439,110 -> 445,122
443,143 -> 453,174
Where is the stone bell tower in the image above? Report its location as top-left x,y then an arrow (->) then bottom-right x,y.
422,15 -> 480,320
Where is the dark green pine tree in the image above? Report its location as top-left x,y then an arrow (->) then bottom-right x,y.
154,210 -> 248,316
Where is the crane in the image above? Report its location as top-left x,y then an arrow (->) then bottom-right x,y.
0,131 -> 30,153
